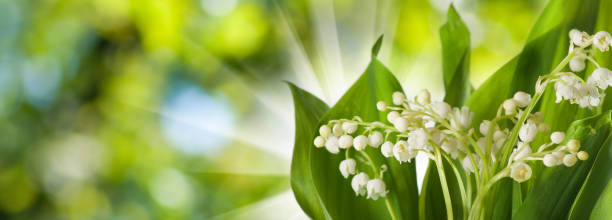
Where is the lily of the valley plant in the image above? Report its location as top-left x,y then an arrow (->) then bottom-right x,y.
311,29 -> 611,220
290,2 -> 612,220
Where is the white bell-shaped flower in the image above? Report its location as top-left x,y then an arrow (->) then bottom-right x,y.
479,120 -> 491,135
325,136 -> 340,154
392,92 -> 405,105
555,75 -> 580,103
432,101 -> 451,118
510,162 -> 532,182
503,99 -> 517,115
393,117 -> 409,132
339,159 -> 357,178
387,111 -> 400,124
366,179 -> 387,200
338,135 -> 354,149
575,83 -> 602,108
568,139 -> 580,152
342,122 -> 358,134
543,153 -> 558,167
377,101 -> 387,111
569,29 -> 591,47
587,68 -> 612,90
577,151 -> 589,160
351,172 -> 370,196
393,141 -> 417,163
563,154 -> 577,167
314,136 -> 325,148
462,156 -> 477,173
513,91 -> 531,107
550,131 -> 565,144
417,89 -> 431,104
332,124 -> 344,136
569,56 -> 586,72
451,106 -> 473,130
513,142 -> 532,161
353,135 -> 368,151
593,31 -> 611,52
519,122 -> 538,143
319,125 -> 331,138
381,141 -> 394,157
441,138 -> 460,159
368,131 -> 383,148
408,128 -> 428,149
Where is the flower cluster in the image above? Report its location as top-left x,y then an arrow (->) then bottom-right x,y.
310,29 -> 609,208
553,30 -> 612,108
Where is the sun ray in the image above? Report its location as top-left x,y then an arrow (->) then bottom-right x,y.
212,190 -> 308,220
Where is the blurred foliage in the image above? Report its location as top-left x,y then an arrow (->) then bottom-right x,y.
0,0 -> 544,219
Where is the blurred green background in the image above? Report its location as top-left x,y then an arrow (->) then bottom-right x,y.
0,0 -> 546,219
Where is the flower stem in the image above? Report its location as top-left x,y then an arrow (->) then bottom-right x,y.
434,147 -> 454,220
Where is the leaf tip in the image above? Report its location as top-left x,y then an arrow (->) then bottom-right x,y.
371,35 -> 384,57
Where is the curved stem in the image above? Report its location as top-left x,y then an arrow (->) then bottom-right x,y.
434,148 -> 454,220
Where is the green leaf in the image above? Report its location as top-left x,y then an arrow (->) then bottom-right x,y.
590,180 -> 612,220
512,111 -> 612,220
568,136 -> 612,219
419,5 -> 469,220
372,35 -> 384,57
287,82 -> 331,219
440,4 -> 471,107
289,41 -> 419,219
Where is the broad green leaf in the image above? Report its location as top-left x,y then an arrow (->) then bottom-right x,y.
590,180 -> 612,220
568,136 -> 612,219
290,41 -> 419,219
288,82 -> 331,219
440,4 -> 471,107
512,111 -> 612,220
419,5 -> 469,220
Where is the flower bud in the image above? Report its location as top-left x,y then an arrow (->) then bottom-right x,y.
319,125 -> 331,138
392,92 -> 405,105
338,135 -> 354,149
353,135 -> 368,151
387,111 -> 400,124
381,141 -> 393,157
577,151 -> 589,160
314,136 -> 325,148
325,136 -> 340,154
568,139 -> 580,152
510,162 -> 532,182
543,154 -> 558,167
376,101 -> 387,111
417,89 -> 431,104
342,122 -> 358,134
462,156 -> 476,173
503,99 -> 517,115
366,179 -> 387,200
432,101 -> 451,118
393,117 -> 409,132
339,159 -> 357,178
569,56 -> 586,72
513,91 -> 531,107
332,124 -> 344,136
550,132 -> 565,144
563,154 -> 577,167
368,131 -> 383,148
351,172 -> 369,196
519,122 -> 538,143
